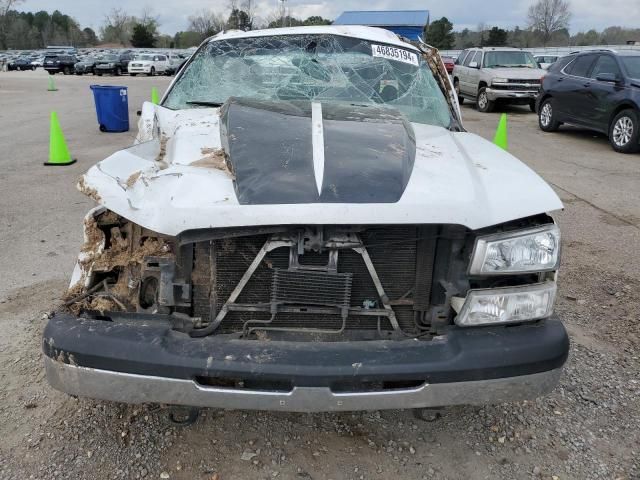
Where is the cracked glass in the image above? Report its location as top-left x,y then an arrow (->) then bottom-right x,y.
163,34 -> 452,127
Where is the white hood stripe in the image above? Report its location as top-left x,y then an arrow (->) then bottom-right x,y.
311,102 -> 325,196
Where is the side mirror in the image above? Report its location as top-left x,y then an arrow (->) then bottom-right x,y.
596,72 -> 618,83
469,61 -> 479,69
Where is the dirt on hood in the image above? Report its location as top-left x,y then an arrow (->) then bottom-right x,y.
191,147 -> 235,179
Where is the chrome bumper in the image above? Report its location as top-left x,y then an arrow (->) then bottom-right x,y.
44,356 -> 562,412
486,88 -> 538,101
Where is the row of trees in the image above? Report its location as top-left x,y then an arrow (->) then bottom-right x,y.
2,0 -> 638,51
0,0 -> 98,49
427,0 -> 638,50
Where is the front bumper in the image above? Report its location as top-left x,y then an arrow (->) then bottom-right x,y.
486,88 -> 539,102
43,314 -> 569,412
129,66 -> 151,73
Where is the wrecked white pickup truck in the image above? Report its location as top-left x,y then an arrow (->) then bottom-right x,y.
44,26 -> 568,412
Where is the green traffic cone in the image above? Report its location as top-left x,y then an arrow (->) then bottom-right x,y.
44,112 -> 76,166
151,87 -> 160,105
48,76 -> 57,92
493,113 -> 508,151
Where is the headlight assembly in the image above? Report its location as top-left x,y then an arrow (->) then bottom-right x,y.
469,224 -> 560,275
492,77 -> 508,84
455,282 -> 556,327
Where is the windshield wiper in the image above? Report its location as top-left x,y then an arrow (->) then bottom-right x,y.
186,101 -> 224,107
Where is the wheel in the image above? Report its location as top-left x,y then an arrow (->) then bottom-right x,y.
538,98 -> 561,132
476,87 -> 494,113
99,124 -> 107,132
529,100 -> 536,113
454,80 -> 464,105
115,67 -> 121,76
609,109 -> 640,153
48,71 -> 55,75
148,67 -> 155,77
63,66 -> 70,75
130,73 -> 136,77
97,72 -> 102,76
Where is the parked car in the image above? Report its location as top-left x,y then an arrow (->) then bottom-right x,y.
45,26 -> 567,414
7,57 -> 35,71
128,54 -> 169,76
30,56 -> 44,68
94,53 -> 132,76
44,54 -> 78,75
453,47 -> 547,112
165,53 -> 189,75
537,49 -> 640,153
441,55 -> 455,74
74,57 -> 99,75
535,55 -> 560,70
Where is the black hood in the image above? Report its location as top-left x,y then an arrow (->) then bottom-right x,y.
220,97 -> 416,205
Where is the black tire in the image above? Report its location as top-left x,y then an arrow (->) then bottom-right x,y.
529,100 -> 536,113
63,66 -> 70,75
476,87 -> 494,113
99,124 -> 107,132
116,67 -> 122,76
454,80 -> 464,105
609,109 -> 640,154
538,98 -> 561,132
130,73 -> 136,77
48,71 -> 55,75
97,73 -> 102,76
148,67 -> 155,77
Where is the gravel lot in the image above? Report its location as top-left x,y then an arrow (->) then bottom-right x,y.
1,70 -> 639,480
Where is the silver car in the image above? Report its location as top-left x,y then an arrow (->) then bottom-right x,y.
453,47 -> 547,112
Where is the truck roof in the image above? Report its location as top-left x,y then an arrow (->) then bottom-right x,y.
207,25 -> 419,51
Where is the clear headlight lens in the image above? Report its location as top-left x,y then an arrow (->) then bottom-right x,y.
456,282 -> 556,327
469,225 -> 560,275
492,77 -> 508,84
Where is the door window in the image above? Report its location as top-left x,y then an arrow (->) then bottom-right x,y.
590,55 -> 621,79
463,50 -> 476,67
566,54 -> 597,78
456,50 -> 469,65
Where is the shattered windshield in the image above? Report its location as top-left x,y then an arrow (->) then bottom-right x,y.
163,34 -> 452,127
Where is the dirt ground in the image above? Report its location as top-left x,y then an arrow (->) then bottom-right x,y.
0,70 -> 639,480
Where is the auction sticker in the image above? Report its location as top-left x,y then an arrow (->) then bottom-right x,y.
371,44 -> 419,66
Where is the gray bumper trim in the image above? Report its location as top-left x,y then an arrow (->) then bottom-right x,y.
45,357 -> 562,412
486,88 -> 538,101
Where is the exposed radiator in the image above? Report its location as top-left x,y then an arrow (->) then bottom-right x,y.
192,226 -> 437,333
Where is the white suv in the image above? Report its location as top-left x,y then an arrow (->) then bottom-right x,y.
128,54 -> 169,76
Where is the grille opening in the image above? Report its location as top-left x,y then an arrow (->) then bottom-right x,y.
195,376 -> 293,392
331,379 -> 425,393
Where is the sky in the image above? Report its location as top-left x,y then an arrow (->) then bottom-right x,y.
19,0 -> 640,36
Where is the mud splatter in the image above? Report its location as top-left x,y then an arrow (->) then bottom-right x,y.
125,171 -> 142,189
191,147 -> 235,179
77,176 -> 102,203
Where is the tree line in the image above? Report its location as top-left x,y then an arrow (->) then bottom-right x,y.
2,0 -> 638,51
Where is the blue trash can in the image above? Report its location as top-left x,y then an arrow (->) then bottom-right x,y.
90,85 -> 130,132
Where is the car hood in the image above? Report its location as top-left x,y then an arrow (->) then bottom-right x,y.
132,60 -> 153,65
484,67 -> 546,79
79,101 -> 562,236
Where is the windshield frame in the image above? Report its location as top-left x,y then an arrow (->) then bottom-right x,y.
162,33 -> 455,128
